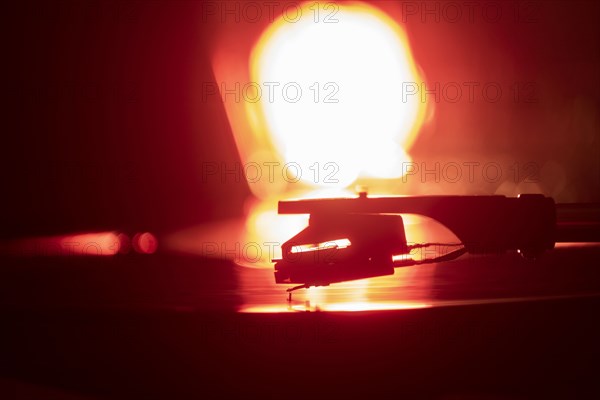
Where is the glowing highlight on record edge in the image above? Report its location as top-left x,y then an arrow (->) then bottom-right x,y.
227,2 -> 429,311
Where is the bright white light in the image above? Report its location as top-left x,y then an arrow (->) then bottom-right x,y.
251,2 -> 425,187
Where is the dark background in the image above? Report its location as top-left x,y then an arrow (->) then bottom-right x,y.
1,0 -> 248,240
1,0 -> 598,238
1,2 -> 600,398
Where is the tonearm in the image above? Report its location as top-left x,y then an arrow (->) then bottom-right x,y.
273,193 -> 600,296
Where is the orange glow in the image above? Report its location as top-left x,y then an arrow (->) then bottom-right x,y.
213,2 -> 428,199
211,2 -> 431,312
59,232 -> 122,256
240,187 -> 353,267
249,1 -> 426,189
132,232 -> 158,254
2,231 -> 122,257
242,197 -> 309,267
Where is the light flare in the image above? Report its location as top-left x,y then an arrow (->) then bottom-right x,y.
1,231 -> 122,257
249,1 -> 426,188
211,2 -> 431,312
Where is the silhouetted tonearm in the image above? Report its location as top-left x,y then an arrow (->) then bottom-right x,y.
273,193 -> 600,293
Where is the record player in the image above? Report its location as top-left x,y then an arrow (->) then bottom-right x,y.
274,193 -> 600,297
